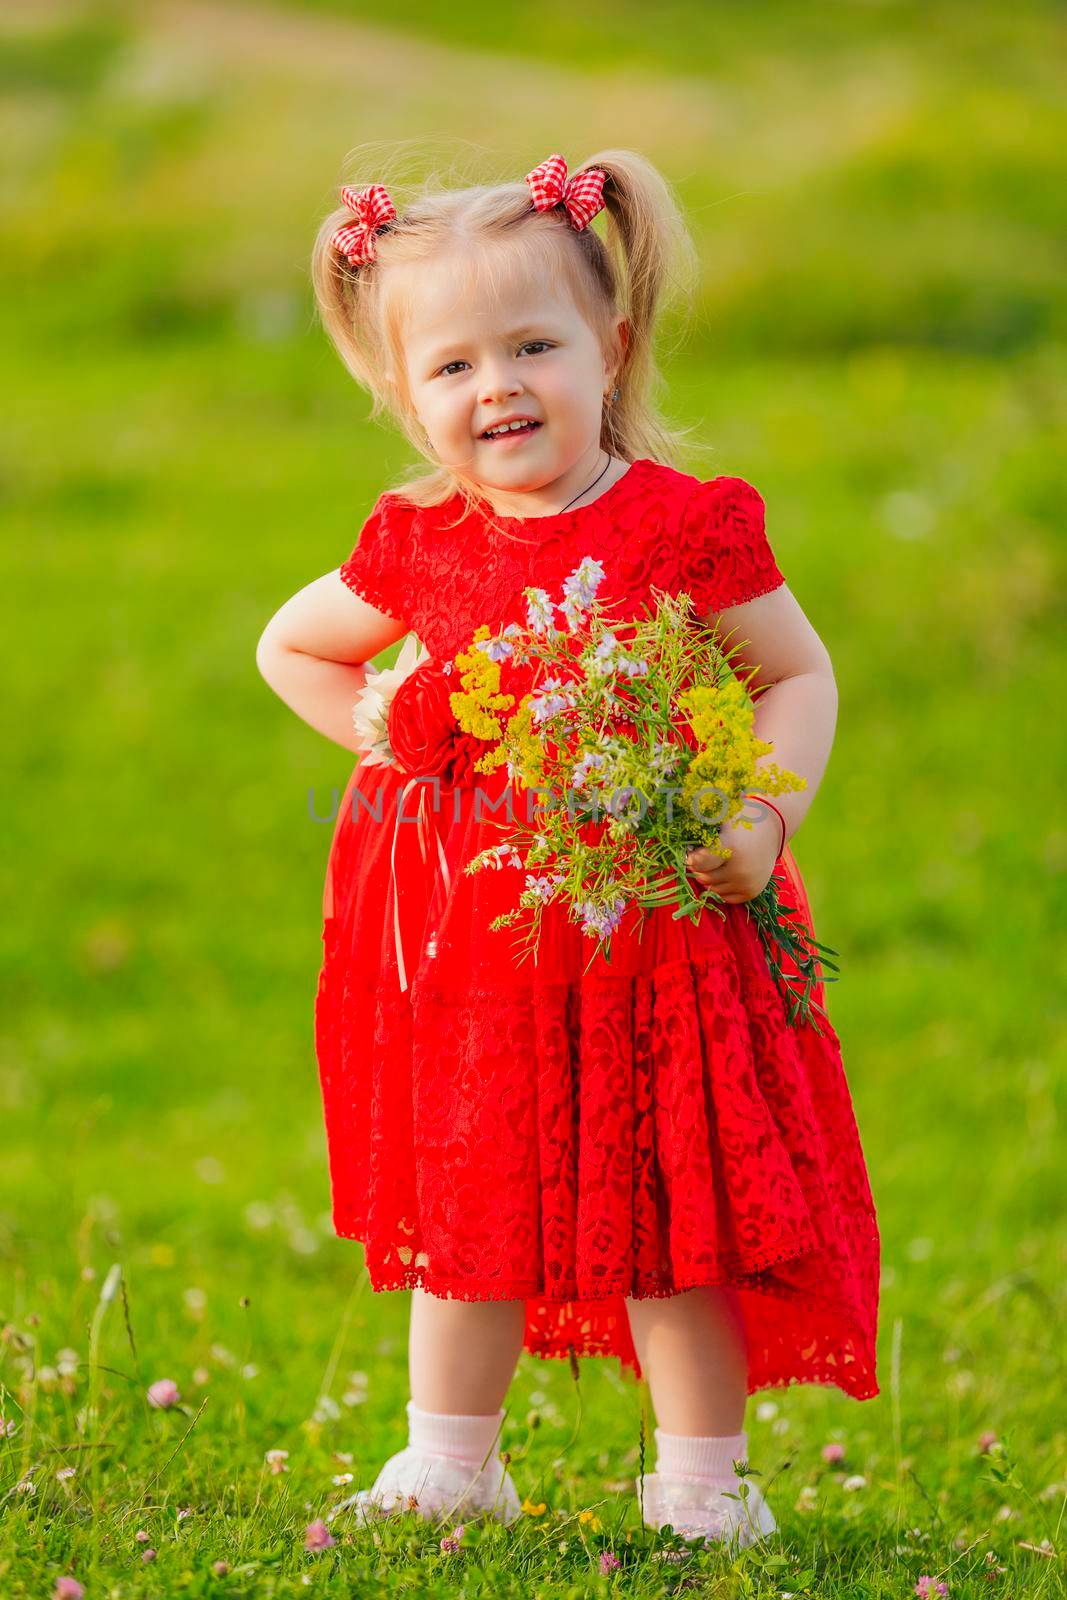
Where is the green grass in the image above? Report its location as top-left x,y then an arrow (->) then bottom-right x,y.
1,0 -> 1064,1594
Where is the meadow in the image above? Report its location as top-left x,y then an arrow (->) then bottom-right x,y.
1,1 -> 1064,1595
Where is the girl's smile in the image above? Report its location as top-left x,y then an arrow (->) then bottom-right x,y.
479,419 -> 543,447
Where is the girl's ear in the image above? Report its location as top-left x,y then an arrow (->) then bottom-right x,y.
605,316 -> 630,385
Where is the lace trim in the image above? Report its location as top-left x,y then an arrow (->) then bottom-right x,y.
338,565 -> 404,623
721,574 -> 786,608
331,1238 -> 879,1400
334,1236 -> 822,1301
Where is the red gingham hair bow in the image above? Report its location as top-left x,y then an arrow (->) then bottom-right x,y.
524,154 -> 606,232
330,183 -> 398,267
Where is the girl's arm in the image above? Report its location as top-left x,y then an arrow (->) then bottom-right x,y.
256,571 -> 407,756
701,584 -> 838,850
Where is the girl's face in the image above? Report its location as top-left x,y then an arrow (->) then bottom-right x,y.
394,251 -> 626,511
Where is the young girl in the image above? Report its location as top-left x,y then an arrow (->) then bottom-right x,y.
257,148 -> 880,1545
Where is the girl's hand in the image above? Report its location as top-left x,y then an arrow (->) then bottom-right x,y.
685,809 -> 782,905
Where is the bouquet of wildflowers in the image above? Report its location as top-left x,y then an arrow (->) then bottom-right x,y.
450,557 -> 839,1031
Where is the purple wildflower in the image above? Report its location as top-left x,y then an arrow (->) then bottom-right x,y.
530,676 -> 573,724
588,634 -> 620,675
525,588 -> 555,633
571,750 -> 607,788
563,556 -> 605,610
524,872 -> 563,903
577,895 -> 626,940
475,623 -> 521,663
482,842 -> 523,871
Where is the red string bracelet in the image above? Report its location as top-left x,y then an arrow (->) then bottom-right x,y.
745,793 -> 788,861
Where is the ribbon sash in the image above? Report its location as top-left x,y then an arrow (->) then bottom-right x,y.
390,777 -> 453,993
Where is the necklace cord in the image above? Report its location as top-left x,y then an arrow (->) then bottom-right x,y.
471,449 -> 616,543
557,451 -> 611,514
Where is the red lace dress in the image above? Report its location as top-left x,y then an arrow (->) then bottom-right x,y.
315,457 -> 880,1400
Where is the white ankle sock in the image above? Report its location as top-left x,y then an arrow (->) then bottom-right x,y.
406,1399 -> 505,1466
654,1427 -> 747,1480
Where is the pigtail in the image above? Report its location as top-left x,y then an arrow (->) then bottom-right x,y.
573,148 -> 703,469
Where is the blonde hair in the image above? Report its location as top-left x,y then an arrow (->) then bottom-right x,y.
311,146 -> 705,538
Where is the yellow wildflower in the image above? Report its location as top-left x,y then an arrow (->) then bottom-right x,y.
678,678 -> 806,840
521,1497 -> 548,1516
450,625 -> 516,744
501,697 -> 547,788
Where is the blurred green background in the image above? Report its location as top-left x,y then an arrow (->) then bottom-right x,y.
1,1 -> 1064,1593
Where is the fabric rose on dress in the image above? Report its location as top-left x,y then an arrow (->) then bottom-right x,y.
387,658 -> 488,787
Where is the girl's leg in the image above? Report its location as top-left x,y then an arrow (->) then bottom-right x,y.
624,1284 -> 748,1435
408,1286 -> 527,1414
333,1289 -> 527,1526
623,1287 -> 776,1545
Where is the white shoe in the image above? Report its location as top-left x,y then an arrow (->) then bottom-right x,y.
328,1444 -> 523,1528
636,1470 -> 777,1548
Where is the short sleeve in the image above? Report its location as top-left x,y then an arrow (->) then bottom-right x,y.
677,475 -> 785,615
338,492 -> 412,623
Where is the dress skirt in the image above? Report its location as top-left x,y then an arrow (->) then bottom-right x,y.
314,755 -> 881,1400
